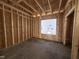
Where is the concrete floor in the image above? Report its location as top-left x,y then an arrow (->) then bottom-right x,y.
0,38 -> 71,59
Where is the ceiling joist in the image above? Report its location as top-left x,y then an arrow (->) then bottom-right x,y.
58,0 -> 63,21
65,0 -> 72,9
33,0 -> 45,13
58,0 -> 63,13
33,10 -> 64,17
8,0 -> 67,15
47,0 -> 52,12
23,0 -> 38,14
9,0 -> 33,14
17,0 -> 22,3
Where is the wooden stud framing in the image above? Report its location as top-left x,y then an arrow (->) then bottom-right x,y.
32,18 -> 34,37
26,16 -> 28,40
39,16 -> 41,38
17,11 -> 20,43
3,4 -> 7,48
0,1 -> 34,48
17,0 -> 22,3
65,6 -> 75,17
5,9 -> 13,47
63,17 -> 67,45
9,0 -> 33,14
58,0 -> 63,12
65,0 -> 72,10
11,9 -> 15,45
27,16 -> 30,39
71,0 -> 79,59
23,16 -> 27,40
22,13 -> 24,41
57,0 -> 63,41
28,16 -> 30,38
19,14 -> 23,43
17,0 -> 38,14
30,17 -> 31,38
0,1 -> 31,16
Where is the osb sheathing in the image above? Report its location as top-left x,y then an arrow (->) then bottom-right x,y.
13,11 -> 18,44
32,17 -> 40,38
5,11 -> 13,47
0,9 -> 5,48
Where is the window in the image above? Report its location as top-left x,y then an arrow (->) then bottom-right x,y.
41,19 -> 56,35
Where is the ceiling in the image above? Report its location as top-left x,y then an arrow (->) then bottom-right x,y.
1,0 -> 67,16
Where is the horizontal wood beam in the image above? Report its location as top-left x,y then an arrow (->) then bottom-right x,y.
59,0 -> 63,12
65,6 -> 75,17
23,0 -> 38,14
33,0 -> 45,13
0,1 -> 31,16
47,0 -> 52,12
65,0 -> 72,9
33,10 -> 64,17
9,0 -> 33,14
17,0 -> 22,3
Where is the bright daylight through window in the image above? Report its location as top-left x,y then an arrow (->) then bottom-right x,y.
41,19 -> 56,35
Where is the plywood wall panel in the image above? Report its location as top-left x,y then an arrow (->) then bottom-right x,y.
25,17 -> 28,40
17,13 -> 20,43
27,17 -> 30,39
23,17 -> 27,40
5,11 -> 13,47
30,18 -> 33,37
0,3 -> 32,48
13,12 -> 18,44
32,19 -> 35,37
32,17 -> 40,38
22,17 -> 25,41
0,9 -> 5,48
19,15 -> 23,43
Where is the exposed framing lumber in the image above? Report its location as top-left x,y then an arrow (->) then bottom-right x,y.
9,0 -> 33,14
17,11 -> 20,43
11,9 -> 15,45
23,0 -> 38,14
63,17 -> 67,45
65,6 -> 75,17
57,0 -> 63,41
47,0 -> 52,12
65,0 -> 72,9
33,0 -> 45,13
71,0 -> 79,59
3,4 -> 7,48
0,1 -> 31,16
25,16 -> 28,40
17,0 -> 22,3
10,0 -> 38,14
22,13 -> 24,41
39,15 -> 41,38
58,0 -> 63,12
10,0 -> 22,3
33,10 -> 64,17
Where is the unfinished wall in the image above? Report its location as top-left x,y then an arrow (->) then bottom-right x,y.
40,15 -> 57,41
32,17 -> 40,38
63,0 -> 75,45
0,2 -> 33,48
32,14 -> 64,42
62,0 -> 79,59
57,13 -> 64,42
0,5 -> 5,48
